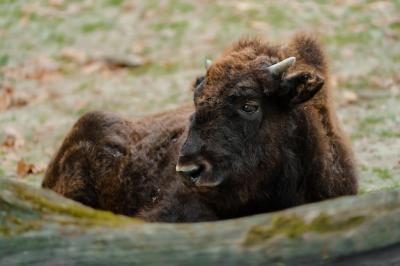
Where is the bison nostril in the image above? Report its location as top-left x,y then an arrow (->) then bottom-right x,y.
176,164 -> 205,182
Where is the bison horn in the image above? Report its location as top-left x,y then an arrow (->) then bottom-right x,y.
267,57 -> 296,75
205,59 -> 212,70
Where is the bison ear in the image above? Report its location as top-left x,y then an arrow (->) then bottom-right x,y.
265,56 -> 324,106
277,71 -> 324,106
270,33 -> 326,106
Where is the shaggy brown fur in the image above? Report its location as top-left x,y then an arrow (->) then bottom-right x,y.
42,33 -> 358,222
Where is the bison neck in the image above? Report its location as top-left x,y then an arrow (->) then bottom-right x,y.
284,105 -> 358,203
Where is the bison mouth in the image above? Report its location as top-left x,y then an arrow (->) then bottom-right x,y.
193,175 -> 224,187
176,163 -> 223,188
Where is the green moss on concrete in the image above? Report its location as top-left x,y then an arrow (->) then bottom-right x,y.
0,215 -> 42,236
243,213 -> 366,246
3,182 -> 143,230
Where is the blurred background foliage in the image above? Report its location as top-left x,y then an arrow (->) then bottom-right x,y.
0,0 -> 399,192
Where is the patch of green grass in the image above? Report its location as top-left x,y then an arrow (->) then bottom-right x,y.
81,20 -> 113,33
142,46 -> 154,56
152,21 -> 188,33
0,0 -> 17,4
74,81 -> 95,93
76,106 -> 91,116
0,6 -> 22,29
390,21 -> 400,30
358,187 -> 370,195
357,116 -> 383,134
169,0 -> 195,13
360,117 -> 383,126
224,13 -> 242,24
339,78 -> 370,91
348,3 -> 365,12
350,132 -> 363,141
46,32 -> 72,45
20,42 -> 35,51
265,5 -> 292,27
0,166 -> 5,177
160,87 -> 180,106
25,12 -> 45,23
326,30 -> 375,47
0,54 -> 9,66
379,130 -> 400,138
217,9 -> 250,34
143,0 -> 159,10
106,0 -> 125,6
371,167 -> 392,180
360,164 -> 369,172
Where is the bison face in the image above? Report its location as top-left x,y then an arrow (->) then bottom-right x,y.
176,55 -> 324,189
177,77 -> 266,188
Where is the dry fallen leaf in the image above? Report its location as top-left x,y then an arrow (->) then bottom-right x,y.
122,1 -> 136,12
60,47 -> 87,64
83,61 -> 104,74
16,55 -> 60,81
11,93 -> 32,108
0,85 -> 36,111
48,0 -> 65,8
4,55 -> 60,82
17,159 -> 30,177
17,159 -> 44,177
2,127 -> 25,149
99,54 -> 147,69
0,85 -> 14,112
342,91 -> 359,105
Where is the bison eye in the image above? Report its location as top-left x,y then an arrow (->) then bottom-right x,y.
240,102 -> 259,114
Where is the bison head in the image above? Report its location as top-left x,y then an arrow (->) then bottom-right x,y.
176,37 -> 325,190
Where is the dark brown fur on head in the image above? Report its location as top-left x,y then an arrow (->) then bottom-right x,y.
42,33 -> 358,222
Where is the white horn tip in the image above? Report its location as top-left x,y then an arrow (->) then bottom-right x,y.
205,59 -> 212,70
268,56 -> 297,75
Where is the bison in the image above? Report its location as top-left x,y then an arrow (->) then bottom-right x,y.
42,33 -> 358,222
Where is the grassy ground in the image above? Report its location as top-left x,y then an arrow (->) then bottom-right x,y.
0,0 -> 399,193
